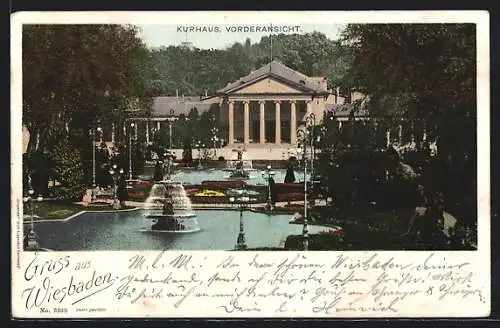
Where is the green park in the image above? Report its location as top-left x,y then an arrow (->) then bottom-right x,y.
22,24 -> 477,251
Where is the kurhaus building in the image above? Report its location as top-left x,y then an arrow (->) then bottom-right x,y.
129,59 -> 363,148
59,60 -> 363,158
212,59 -> 329,146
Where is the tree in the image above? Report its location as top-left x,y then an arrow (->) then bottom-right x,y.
284,163 -> 296,183
51,138 -> 86,201
269,177 -> 278,205
341,23 -> 476,224
342,24 -> 475,121
153,161 -> 164,182
145,32 -> 353,96
23,25 -> 152,197
117,175 -> 129,205
22,24 -> 152,154
96,142 -> 111,187
132,141 -> 145,177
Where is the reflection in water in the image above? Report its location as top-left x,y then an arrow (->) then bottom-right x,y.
25,209 -> 332,251
166,169 -> 309,185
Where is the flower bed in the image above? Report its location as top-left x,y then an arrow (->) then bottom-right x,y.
185,188 -> 200,197
319,228 -> 346,237
276,192 -> 305,202
276,182 -> 304,190
194,190 -> 226,197
201,180 -> 247,190
131,180 -> 153,189
190,195 -> 228,204
128,191 -> 147,200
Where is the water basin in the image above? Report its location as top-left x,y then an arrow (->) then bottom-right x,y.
24,209 -> 334,251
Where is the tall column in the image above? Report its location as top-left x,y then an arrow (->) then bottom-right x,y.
146,121 -> 150,144
228,100 -> 234,145
398,124 -> 402,144
423,122 -> 427,142
259,101 -> 265,144
134,122 -> 138,140
275,101 -> 281,145
111,123 -> 115,144
122,124 -> 126,137
306,100 -> 312,116
339,120 -> 342,131
243,100 -> 250,145
410,121 -> 415,143
290,100 -> 297,145
156,121 -> 161,131
386,128 -> 391,148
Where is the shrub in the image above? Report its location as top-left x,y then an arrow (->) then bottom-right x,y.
51,138 -> 86,201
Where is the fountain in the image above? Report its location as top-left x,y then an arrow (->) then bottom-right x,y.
144,181 -> 201,232
143,150 -> 200,233
227,149 -> 252,179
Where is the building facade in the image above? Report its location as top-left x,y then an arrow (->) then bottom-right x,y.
211,59 -> 330,147
97,60 -> 365,158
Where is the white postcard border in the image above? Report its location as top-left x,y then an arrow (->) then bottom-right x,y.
11,11 -> 491,319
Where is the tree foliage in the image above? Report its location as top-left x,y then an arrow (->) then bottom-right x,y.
142,32 -> 353,97
338,24 -> 476,225
50,138 -> 86,201
23,24 -> 152,152
342,24 -> 476,121
22,25 -> 151,199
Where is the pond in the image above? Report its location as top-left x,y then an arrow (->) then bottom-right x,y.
26,209 -> 333,251
140,168 -> 309,186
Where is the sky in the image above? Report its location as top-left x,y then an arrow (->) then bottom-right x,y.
137,23 -> 345,49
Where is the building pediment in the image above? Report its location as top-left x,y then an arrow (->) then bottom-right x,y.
232,76 -> 307,95
216,59 -> 328,96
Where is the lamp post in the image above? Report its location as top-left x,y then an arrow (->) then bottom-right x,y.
91,125 -> 102,203
305,113 -> 316,178
261,165 -> 275,211
211,126 -> 219,159
229,190 -> 250,250
166,116 -> 177,151
23,176 -> 43,250
194,141 -> 204,168
297,128 -> 309,251
128,122 -> 135,180
109,164 -> 124,209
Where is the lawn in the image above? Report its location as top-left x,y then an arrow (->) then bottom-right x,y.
24,201 -> 136,221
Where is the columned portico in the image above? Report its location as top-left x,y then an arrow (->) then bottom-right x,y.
274,101 -> 281,145
228,100 -> 234,144
259,101 -> 265,144
243,100 -> 250,145
306,100 -> 312,116
224,98 -> 313,146
290,100 -> 297,145
215,60 -> 330,147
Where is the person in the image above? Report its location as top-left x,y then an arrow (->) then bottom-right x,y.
153,160 -> 163,182
405,190 -> 447,248
117,175 -> 129,207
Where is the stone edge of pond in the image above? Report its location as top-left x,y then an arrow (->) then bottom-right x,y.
23,207 -> 142,223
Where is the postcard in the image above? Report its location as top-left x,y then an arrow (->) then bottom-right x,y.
11,10 -> 490,318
